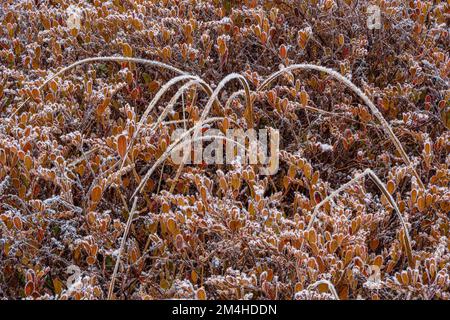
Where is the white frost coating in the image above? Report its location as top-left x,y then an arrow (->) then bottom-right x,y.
317,142 -> 333,152
219,17 -> 232,24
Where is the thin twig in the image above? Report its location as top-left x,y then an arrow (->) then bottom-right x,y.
107,197 -> 139,300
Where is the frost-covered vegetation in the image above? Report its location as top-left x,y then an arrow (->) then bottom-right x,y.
0,0 -> 449,300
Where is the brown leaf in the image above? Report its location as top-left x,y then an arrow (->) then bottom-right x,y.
91,185 -> 103,203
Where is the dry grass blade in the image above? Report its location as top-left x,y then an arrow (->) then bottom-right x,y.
2,0 -> 446,301
307,280 -> 340,300
307,168 -> 414,268
258,64 -> 425,190
132,133 -> 248,199
130,117 -> 241,199
107,197 -> 139,300
11,56 -> 187,116
118,74 -> 201,169
168,73 -> 253,192
152,79 -> 205,128
119,75 -> 220,172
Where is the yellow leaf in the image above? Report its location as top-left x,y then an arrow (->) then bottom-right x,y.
338,34 -> 345,46
13,216 -> 23,230
49,80 -> 58,92
31,88 -> 40,101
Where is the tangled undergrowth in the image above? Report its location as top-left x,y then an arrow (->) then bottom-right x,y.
0,0 -> 449,300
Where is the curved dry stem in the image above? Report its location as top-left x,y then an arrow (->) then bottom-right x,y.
11,56 -> 186,116
119,74 -> 216,171
259,64 -> 424,190
225,90 -> 245,110
307,280 -> 340,300
130,117 -> 238,199
107,196 -> 139,300
119,74 -> 199,168
161,119 -> 190,126
161,117 -> 242,129
152,79 -> 206,130
134,75 -> 198,135
168,74 -> 253,192
198,73 -> 252,133
307,168 -> 414,268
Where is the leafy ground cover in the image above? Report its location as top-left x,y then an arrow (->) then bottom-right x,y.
0,0 -> 449,300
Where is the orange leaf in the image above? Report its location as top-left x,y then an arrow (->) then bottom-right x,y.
387,180 -> 396,194
300,90 -> 309,106
91,185 -> 103,203
53,278 -> 64,295
122,43 -> 132,57
167,218 -> 177,234
117,134 -> 127,159
279,44 -> 287,59
191,270 -> 198,283
196,287 -> 206,300
160,278 -> 170,290
49,80 -> 58,93
25,281 -> 34,296
417,196 -> 425,212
